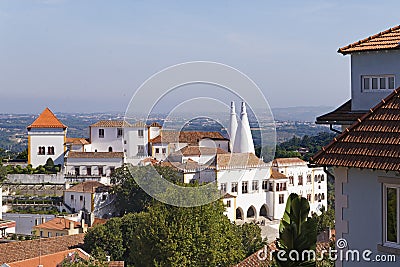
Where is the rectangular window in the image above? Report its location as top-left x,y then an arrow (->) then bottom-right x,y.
80,195 -> 83,201
279,194 -> 284,204
307,174 -> 311,183
269,182 -> 273,191
71,195 -> 74,200
298,175 -> 303,185
307,194 -> 311,201
110,167 -> 115,174
162,148 -> 167,154
102,194 -> 107,201
137,145 -> 145,155
117,128 -> 123,138
252,181 -> 259,191
289,176 -> 294,185
226,200 -> 231,208
40,231 -> 43,237
242,181 -> 248,194
220,183 -> 227,193
362,75 -> 395,91
262,180 -> 268,190
385,186 -> 398,244
231,182 -> 238,193
98,166 -> 103,176
138,129 -> 144,138
87,167 -> 91,176
99,129 -> 104,138
155,148 -> 160,154
75,167 -> 80,176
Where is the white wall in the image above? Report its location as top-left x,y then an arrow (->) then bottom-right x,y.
90,126 -> 125,153
28,128 -> 66,167
64,191 -> 92,213
199,139 -> 229,152
65,157 -> 123,178
124,127 -> 149,158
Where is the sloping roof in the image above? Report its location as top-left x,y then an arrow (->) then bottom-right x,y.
178,146 -> 228,156
66,137 -> 90,145
65,181 -> 105,193
131,121 -> 147,128
216,153 -> 265,168
148,122 -> 162,127
312,88 -> 400,171
6,248 -> 90,267
270,169 -> 288,179
150,131 -> 226,144
90,120 -> 132,127
0,233 -> 84,264
339,25 -> 400,54
316,100 -> 366,125
272,158 -> 306,167
67,151 -> 124,159
33,217 -> 84,231
27,108 -> 67,129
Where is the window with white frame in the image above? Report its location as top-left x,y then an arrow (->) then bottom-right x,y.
362,75 -> 395,91
137,145 -> 145,155
138,129 -> 144,138
262,180 -> 268,190
252,180 -> 259,191
117,128 -> 123,138
242,181 -> 248,194
384,184 -> 399,246
220,183 -> 227,193
231,182 -> 238,193
99,129 -> 104,138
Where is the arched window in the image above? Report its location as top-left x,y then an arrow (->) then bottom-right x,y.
108,146 -> 113,152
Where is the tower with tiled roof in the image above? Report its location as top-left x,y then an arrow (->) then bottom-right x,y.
27,107 -> 67,167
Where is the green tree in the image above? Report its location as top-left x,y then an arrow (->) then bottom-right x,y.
237,223 -> 266,257
0,162 -> 7,185
16,149 -> 28,160
273,193 -> 317,267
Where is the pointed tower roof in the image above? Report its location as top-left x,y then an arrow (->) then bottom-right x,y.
232,102 -> 255,154
228,101 -> 238,152
27,107 -> 67,130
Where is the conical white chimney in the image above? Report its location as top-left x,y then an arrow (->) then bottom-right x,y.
233,102 -> 255,154
228,101 -> 238,152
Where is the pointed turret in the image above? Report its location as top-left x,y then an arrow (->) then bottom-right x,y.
228,101 -> 238,152
233,102 -> 255,154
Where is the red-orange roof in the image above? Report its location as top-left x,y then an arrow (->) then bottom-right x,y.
312,87 -> 400,171
339,25 -> 400,54
150,131 -> 226,144
65,181 -> 106,193
272,158 -> 306,167
33,217 -> 85,231
27,107 -> 67,129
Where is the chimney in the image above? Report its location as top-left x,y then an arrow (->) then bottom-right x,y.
69,221 -> 74,230
81,219 -> 85,228
228,101 -> 238,152
233,102 -> 255,154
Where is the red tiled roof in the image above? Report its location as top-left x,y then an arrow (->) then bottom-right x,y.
312,88 -> 400,171
90,120 -> 132,127
0,233 -> 84,264
7,248 -> 90,267
178,146 -> 228,156
33,217 -> 85,231
270,169 -> 287,179
339,25 -> 400,54
65,181 -> 106,193
217,153 -> 265,168
272,158 -> 306,167
66,137 -> 90,145
27,108 -> 67,129
316,100 -> 366,125
150,131 -> 226,144
67,151 -> 124,159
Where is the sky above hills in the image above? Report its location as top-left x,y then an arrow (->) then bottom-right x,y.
1,0 -> 400,114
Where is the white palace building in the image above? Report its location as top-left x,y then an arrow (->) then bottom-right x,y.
26,104 -> 327,222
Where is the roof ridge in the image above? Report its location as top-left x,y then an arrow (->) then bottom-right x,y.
311,87 -> 400,163
27,107 -> 67,129
338,25 -> 400,54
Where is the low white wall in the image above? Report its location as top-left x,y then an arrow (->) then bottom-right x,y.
7,173 -> 65,184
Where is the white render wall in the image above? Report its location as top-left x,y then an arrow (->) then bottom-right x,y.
90,126 -> 125,153
64,191 -> 93,213
28,128 -> 66,167
199,139 -> 229,152
124,127 -> 149,158
65,157 -> 123,178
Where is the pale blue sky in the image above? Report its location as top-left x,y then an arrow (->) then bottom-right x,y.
1,0 -> 399,113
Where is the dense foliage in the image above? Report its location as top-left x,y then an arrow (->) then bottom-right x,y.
5,158 -> 61,174
84,201 -> 265,266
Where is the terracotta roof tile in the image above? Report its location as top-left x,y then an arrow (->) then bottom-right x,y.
150,131 -> 226,144
27,108 -> 67,129
65,181 -> 106,193
0,233 -> 84,264
33,217 -> 85,231
7,248 -> 90,267
339,25 -> 400,54
316,100 -> 365,125
312,87 -> 400,171
66,137 -> 90,145
272,158 -> 306,167
90,120 -> 133,127
270,169 -> 287,179
177,146 -> 228,156
67,151 -> 124,159
217,153 -> 266,168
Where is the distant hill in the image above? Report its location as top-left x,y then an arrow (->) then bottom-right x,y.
271,106 -> 334,122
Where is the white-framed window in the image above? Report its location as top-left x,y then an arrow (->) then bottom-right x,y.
226,200 -> 231,208
220,183 -> 227,193
231,182 -> 238,193
99,129 -> 105,138
242,181 -> 248,194
138,129 -> 144,138
279,194 -> 285,204
262,180 -> 268,190
252,180 -> 259,191
117,128 -> 123,138
137,145 -> 145,155
362,75 -> 395,91
162,148 -> 167,154
383,184 -> 399,246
